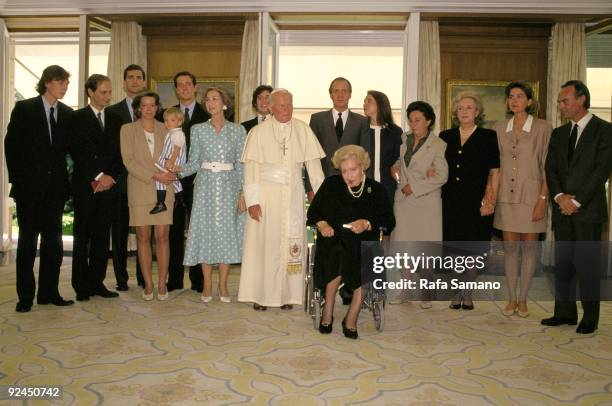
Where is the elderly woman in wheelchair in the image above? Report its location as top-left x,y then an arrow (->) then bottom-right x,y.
307,145 -> 395,339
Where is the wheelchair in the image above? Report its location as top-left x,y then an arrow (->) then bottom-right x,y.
304,230 -> 386,332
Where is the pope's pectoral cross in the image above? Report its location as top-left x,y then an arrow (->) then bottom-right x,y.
280,139 -> 288,156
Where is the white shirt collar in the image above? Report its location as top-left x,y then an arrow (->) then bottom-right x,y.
89,104 -> 104,116
506,114 -> 533,133
332,109 -> 348,120
572,112 -> 593,130
179,100 -> 197,115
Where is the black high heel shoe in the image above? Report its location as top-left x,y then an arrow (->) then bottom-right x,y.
342,318 -> 358,339
319,317 -> 333,334
449,303 -> 461,310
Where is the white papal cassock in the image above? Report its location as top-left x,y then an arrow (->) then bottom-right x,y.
238,116 -> 325,306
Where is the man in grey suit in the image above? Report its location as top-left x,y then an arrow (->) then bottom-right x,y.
307,77 -> 370,200
542,80 -> 612,334
308,77 -> 370,304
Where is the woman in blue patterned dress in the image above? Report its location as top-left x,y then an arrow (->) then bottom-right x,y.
178,87 -> 246,303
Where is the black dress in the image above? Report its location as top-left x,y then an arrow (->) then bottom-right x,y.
307,175 -> 395,290
440,127 -> 500,241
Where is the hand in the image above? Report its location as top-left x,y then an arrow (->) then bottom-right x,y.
248,204 -> 262,221
96,174 -> 116,192
237,193 -> 246,213
532,199 -> 547,221
426,167 -> 436,178
317,221 -> 334,237
390,165 -> 400,183
164,160 -> 177,172
153,171 -> 176,185
349,219 -> 371,234
401,184 -> 413,196
480,203 -> 495,216
557,194 -> 578,216
306,191 -> 315,203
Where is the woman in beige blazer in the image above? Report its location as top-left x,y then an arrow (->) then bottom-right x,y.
120,91 -> 176,301
493,82 -> 552,318
390,101 -> 448,308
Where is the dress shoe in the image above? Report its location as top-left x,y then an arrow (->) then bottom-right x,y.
517,302 -> 529,318
253,303 -> 267,311
576,321 -> 598,334
541,316 -> 577,326
280,304 -> 293,310
191,285 -> 203,293
116,283 -> 128,292
76,293 -> 91,302
157,290 -> 169,301
461,303 -> 474,310
342,318 -> 358,339
201,295 -> 213,303
319,317 -> 333,334
449,303 -> 461,310
15,302 -> 32,312
502,302 -> 517,316
94,288 -> 119,298
38,297 -> 74,306
219,296 -> 231,303
142,290 -> 154,301
149,202 -> 167,214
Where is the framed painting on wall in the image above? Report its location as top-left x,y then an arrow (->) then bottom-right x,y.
150,77 -> 240,122
445,80 -> 539,129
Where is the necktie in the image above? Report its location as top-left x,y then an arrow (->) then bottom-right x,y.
97,111 -> 104,131
568,124 -> 578,163
335,112 -> 343,142
184,107 -> 190,127
49,106 -> 57,144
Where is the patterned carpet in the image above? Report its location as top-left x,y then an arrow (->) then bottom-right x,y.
1,255 -> 611,405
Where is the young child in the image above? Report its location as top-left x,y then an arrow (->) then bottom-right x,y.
150,107 -> 187,214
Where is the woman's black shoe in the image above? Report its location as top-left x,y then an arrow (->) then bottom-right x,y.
449,303 -> 461,310
461,303 -> 474,310
319,317 -> 333,334
342,318 -> 358,339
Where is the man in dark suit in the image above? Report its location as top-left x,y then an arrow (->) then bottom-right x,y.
241,85 -> 273,133
68,74 -> 124,301
308,77 -> 370,200
5,65 -> 74,312
166,71 -> 211,292
106,64 -> 147,291
542,80 -> 612,334
308,77 -> 370,304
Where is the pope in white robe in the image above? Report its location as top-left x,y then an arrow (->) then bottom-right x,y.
238,89 -> 325,308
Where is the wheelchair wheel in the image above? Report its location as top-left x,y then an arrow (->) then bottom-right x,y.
313,298 -> 322,329
373,299 -> 385,332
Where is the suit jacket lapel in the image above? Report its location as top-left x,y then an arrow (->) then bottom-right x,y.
326,109 -> 337,143
407,133 -> 433,171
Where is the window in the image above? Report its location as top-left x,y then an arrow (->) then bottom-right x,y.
278,31 -> 404,125
586,32 -> 612,122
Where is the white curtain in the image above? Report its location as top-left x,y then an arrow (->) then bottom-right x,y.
546,23 -> 586,128
238,18 -> 260,123
418,20 -> 441,134
107,21 -> 147,104
542,22 -> 586,264
0,19 -> 12,251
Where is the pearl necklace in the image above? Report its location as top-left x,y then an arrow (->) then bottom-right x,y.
347,175 -> 366,198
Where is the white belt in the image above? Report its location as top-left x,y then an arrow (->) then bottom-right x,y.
201,162 -> 234,172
